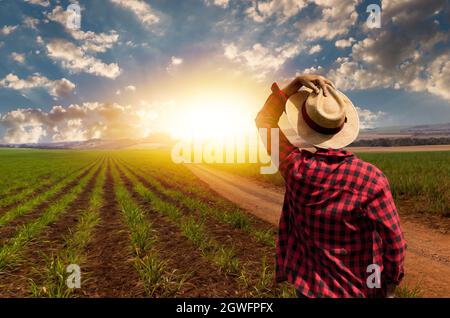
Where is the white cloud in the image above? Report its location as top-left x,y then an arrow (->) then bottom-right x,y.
224,42 -> 301,79
10,52 -> 26,64
0,25 -> 18,35
110,0 -> 160,28
46,6 -> 119,53
0,73 -> 76,98
46,39 -> 121,79
23,16 -> 40,30
166,56 -> 184,75
299,65 -> 324,75
171,56 -> 183,65
356,107 -> 385,129
245,0 -> 307,23
23,0 -> 50,6
296,0 -> 360,41
204,0 -> 229,8
424,52 -> 450,101
0,101 -> 159,143
335,37 -> 355,48
116,85 -> 136,95
326,0 -> 450,101
308,44 -> 322,55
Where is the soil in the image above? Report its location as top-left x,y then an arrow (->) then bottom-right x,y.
0,160 -> 98,213
114,161 -> 249,297
0,161 -> 100,247
80,160 -> 144,297
0,163 -> 102,297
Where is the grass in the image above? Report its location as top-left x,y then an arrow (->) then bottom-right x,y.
0,149 -> 443,298
116,162 -> 242,275
118,159 -> 276,247
0,158 -> 100,227
111,161 -> 186,297
0,149 -> 100,199
395,284 -> 423,298
0,161 -> 101,272
28,161 -> 107,297
116,159 -> 295,297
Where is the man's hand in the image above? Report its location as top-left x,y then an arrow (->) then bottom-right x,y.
282,75 -> 335,98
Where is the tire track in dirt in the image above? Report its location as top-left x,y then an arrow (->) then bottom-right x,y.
114,161 -> 247,297
187,164 -> 450,298
0,163 -> 103,297
80,159 -> 144,297
0,158 -> 100,214
0,159 -> 101,247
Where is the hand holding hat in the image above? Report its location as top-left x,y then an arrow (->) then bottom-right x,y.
283,74 -> 360,149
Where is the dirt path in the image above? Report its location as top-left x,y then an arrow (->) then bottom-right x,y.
187,164 -> 450,298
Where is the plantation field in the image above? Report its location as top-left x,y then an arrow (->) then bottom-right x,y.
211,150 -> 450,220
0,148 -> 294,297
0,148 -> 448,298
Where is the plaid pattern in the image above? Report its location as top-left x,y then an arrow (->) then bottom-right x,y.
255,83 -> 406,298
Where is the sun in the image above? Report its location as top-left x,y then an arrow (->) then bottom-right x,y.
169,91 -> 256,141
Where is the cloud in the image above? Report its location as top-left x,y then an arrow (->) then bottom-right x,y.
170,56 -> 183,65
245,0 -> 307,23
299,65 -> 324,75
204,0 -> 230,8
356,107 -> 385,129
0,25 -> 18,35
23,16 -> 40,30
46,5 -> 119,53
166,56 -> 184,75
224,42 -> 301,79
46,39 -> 121,79
295,0 -> 360,41
23,0 -> 50,6
0,101 -> 159,143
335,37 -> 355,48
0,73 -> 76,98
308,44 -> 322,55
116,85 -> 136,95
327,0 -> 450,101
10,52 -> 26,64
110,0 -> 160,28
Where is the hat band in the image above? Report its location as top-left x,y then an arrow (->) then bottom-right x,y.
301,103 -> 345,135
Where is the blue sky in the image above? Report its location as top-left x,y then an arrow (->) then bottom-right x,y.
0,0 -> 449,143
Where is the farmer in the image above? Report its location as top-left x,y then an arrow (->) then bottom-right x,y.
255,75 -> 406,298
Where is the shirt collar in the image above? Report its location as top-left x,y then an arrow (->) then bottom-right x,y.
305,147 -> 354,157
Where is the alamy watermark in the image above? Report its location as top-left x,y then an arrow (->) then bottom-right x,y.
366,4 -> 381,29
171,128 -> 280,174
366,264 -> 381,289
66,2 -> 81,30
66,264 -> 81,289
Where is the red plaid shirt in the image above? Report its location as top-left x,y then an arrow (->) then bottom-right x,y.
255,83 -> 406,298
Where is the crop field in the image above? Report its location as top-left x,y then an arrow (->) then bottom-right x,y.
0,148 -> 295,297
211,150 -> 450,220
0,148 -> 448,298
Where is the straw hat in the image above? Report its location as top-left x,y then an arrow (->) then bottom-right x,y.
285,85 -> 359,149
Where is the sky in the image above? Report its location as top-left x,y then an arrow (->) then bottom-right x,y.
0,0 -> 449,143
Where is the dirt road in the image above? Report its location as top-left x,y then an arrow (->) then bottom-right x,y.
188,164 -> 450,297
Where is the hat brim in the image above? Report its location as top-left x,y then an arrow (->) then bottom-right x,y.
286,90 -> 360,149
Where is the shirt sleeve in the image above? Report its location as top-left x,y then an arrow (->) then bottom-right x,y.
254,83 -> 298,178
365,177 -> 406,285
